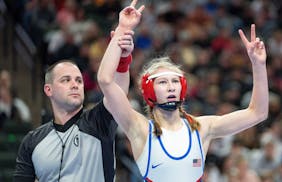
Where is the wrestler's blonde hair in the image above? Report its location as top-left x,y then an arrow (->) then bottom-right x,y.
139,57 -> 183,77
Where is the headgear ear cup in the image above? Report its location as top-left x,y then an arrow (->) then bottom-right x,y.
141,74 -> 156,107
180,76 -> 187,101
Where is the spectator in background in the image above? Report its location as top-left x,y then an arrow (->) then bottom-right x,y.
0,70 -> 31,129
82,36 -> 108,104
56,0 -> 76,27
233,155 -> 261,182
0,69 -> 11,88
253,139 -> 281,179
22,0 -> 56,47
268,30 -> 282,57
274,162 -> 282,182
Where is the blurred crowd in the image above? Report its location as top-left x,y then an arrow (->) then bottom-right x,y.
3,0 -> 282,181
0,69 -> 31,128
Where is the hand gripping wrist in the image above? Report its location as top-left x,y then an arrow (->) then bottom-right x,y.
116,54 -> 132,73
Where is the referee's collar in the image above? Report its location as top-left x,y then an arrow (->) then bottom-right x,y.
53,109 -> 83,132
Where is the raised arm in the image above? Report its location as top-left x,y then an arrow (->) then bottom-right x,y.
98,0 -> 146,137
200,24 -> 268,139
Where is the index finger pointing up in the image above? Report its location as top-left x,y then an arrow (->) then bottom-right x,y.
238,29 -> 249,47
251,24 -> 256,42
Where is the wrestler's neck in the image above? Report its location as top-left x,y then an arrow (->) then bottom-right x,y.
154,108 -> 183,131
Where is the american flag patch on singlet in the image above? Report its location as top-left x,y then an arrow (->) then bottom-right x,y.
192,158 -> 201,167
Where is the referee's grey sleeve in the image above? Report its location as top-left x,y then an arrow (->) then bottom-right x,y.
13,132 -> 36,182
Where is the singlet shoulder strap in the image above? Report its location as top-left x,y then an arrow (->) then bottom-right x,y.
195,129 -> 205,171
143,120 -> 153,179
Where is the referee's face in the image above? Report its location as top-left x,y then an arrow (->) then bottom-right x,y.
46,62 -> 84,112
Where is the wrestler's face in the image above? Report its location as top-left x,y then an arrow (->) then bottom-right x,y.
153,69 -> 182,104
45,62 -> 84,112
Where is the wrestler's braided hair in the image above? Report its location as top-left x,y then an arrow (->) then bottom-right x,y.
179,106 -> 201,131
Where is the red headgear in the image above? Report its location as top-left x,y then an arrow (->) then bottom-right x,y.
141,72 -> 187,107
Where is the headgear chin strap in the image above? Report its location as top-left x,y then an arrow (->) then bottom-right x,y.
141,71 -> 187,107
157,101 -> 182,111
